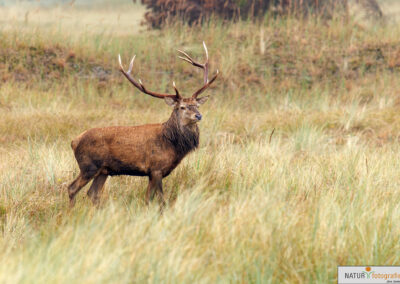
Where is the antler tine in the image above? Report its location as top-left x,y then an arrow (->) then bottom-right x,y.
118,54 -> 178,100
192,69 -> 219,99
178,55 -> 195,65
118,54 -> 124,70
177,50 -> 204,69
138,79 -> 145,89
177,43 -> 209,85
176,49 -> 192,60
203,41 -> 209,61
128,55 -> 136,74
173,81 -> 182,98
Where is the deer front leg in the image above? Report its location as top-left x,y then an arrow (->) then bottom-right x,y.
146,174 -> 157,204
146,171 -> 164,206
155,177 -> 166,209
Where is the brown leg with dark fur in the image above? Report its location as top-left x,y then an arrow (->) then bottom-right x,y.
146,171 -> 164,206
146,176 -> 157,204
146,172 -> 166,214
68,173 -> 92,207
155,177 -> 166,210
87,174 -> 108,206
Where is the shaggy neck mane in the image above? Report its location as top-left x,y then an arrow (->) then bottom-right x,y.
162,109 -> 199,156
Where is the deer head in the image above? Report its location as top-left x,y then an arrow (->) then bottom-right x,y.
118,42 -> 219,127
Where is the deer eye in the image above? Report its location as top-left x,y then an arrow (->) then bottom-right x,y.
180,106 -> 186,110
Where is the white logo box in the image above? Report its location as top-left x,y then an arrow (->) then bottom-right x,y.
338,266 -> 400,284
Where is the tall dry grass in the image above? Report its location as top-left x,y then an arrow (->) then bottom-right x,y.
1,3 -> 400,283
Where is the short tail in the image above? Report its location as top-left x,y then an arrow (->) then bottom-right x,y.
71,130 -> 87,151
71,139 -> 78,151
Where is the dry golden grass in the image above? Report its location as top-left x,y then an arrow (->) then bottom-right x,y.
1,3 -> 400,283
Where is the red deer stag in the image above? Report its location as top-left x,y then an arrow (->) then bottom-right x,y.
68,42 -> 219,207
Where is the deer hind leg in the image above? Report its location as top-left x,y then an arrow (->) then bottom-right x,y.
87,174 -> 108,206
68,173 -> 91,207
68,164 -> 99,207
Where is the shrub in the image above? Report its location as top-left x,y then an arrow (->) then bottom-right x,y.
140,0 -> 334,28
140,0 -> 382,28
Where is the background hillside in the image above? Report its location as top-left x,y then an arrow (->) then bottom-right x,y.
1,1 -> 400,283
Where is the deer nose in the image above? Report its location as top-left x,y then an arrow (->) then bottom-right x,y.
195,114 -> 202,121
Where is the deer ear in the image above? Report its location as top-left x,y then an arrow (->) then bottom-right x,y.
164,97 -> 178,106
196,96 -> 209,105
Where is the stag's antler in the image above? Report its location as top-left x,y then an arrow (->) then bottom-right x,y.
177,41 -> 219,99
119,42 -> 218,100
118,54 -> 181,100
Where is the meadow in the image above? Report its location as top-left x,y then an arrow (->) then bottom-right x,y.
1,1 -> 400,283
